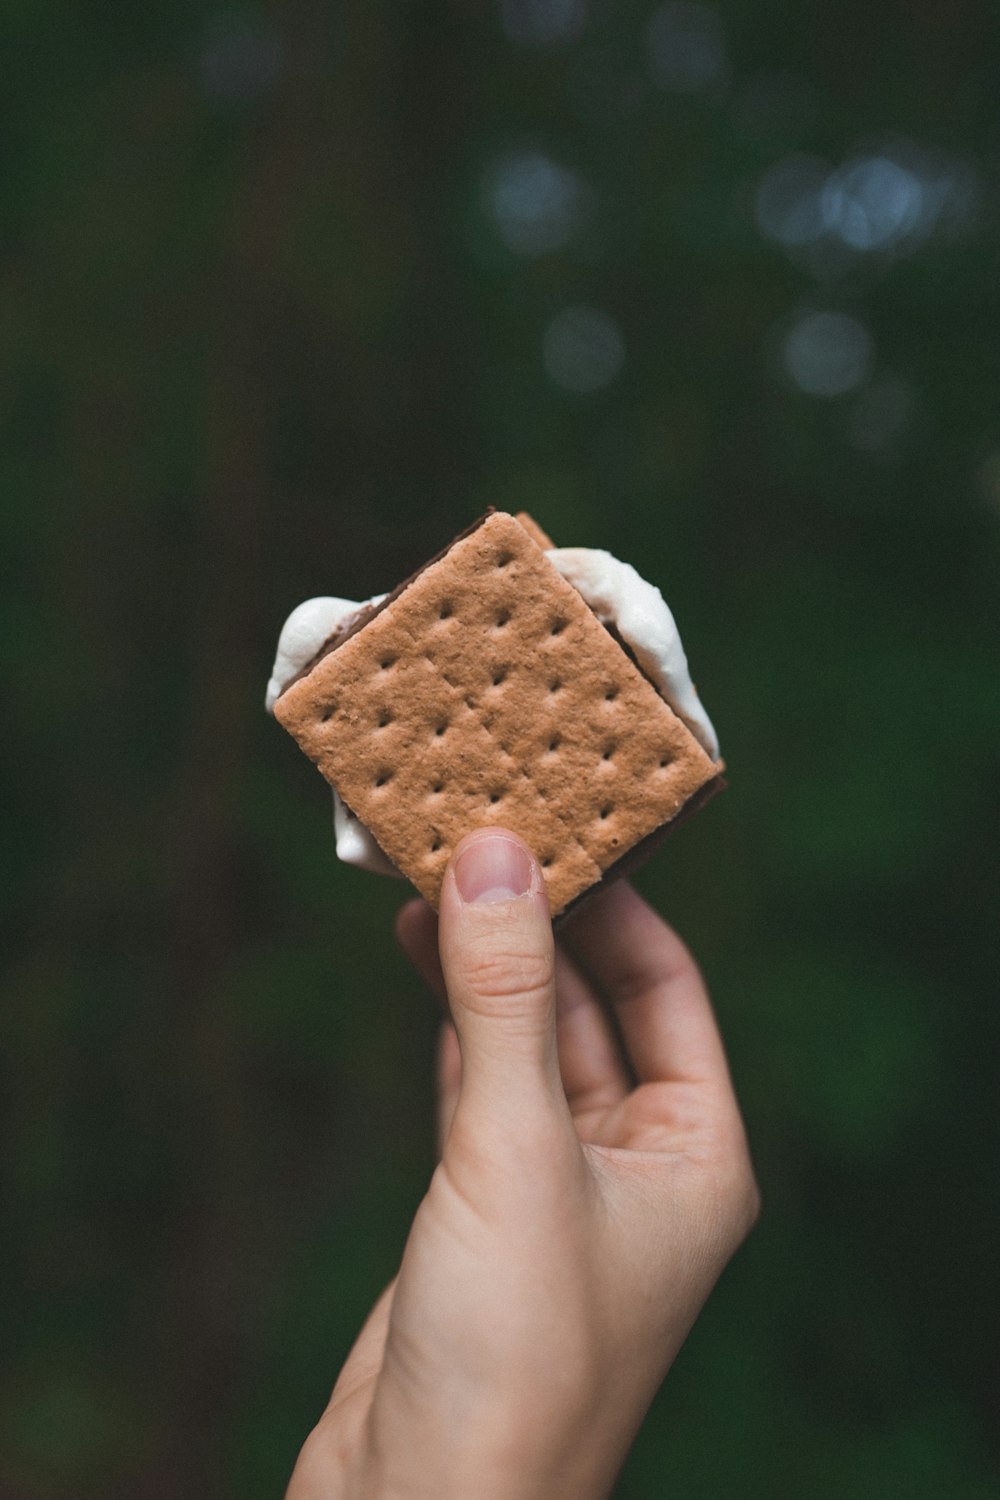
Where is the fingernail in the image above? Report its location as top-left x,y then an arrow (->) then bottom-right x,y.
454,834 -> 534,905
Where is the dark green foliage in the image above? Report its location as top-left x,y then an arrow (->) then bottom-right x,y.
2,1 -> 998,1494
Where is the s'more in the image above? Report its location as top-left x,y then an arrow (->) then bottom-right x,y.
266,511 -> 724,919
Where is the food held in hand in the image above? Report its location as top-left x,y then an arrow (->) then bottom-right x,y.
267,511 -> 723,917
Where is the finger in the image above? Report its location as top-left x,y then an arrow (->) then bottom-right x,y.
436,828 -> 572,1137
436,1020 -> 462,1152
554,943 -> 629,1116
562,880 -> 731,1088
395,899 -> 445,1001
398,897 -> 620,1131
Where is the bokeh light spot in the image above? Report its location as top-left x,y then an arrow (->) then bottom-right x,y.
754,138 -> 981,271
487,152 -> 588,255
783,311 -> 872,398
646,2 -> 728,94
543,306 -> 625,392
754,155 -> 831,248
822,156 -> 923,251
500,0 -> 587,46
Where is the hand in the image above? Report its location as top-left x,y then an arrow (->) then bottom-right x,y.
287,829 -> 759,1500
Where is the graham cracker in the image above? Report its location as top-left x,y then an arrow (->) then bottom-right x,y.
514,511 -> 556,551
274,511 -> 720,916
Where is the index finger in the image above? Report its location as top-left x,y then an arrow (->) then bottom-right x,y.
561,880 -> 732,1088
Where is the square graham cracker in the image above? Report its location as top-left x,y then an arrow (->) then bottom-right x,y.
274,511 -> 721,917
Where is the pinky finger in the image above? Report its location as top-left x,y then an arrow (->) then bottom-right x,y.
436,1020 -> 462,1155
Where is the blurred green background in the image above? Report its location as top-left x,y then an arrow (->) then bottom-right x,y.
3,0 -> 999,1495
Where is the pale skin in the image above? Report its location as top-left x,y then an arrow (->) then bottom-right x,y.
287,828 -> 759,1500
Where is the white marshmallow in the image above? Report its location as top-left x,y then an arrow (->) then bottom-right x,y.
265,593 -> 399,875
544,548 -> 719,760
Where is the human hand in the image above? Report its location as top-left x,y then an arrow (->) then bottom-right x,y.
287,829 -> 759,1500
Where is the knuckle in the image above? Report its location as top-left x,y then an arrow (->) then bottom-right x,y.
734,1164 -> 762,1239
288,1422 -> 351,1497
683,1112 -> 761,1254
455,939 -> 555,1015
716,1150 -> 761,1246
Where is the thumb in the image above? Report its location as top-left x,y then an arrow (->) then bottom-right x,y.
436,828 -> 566,1135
